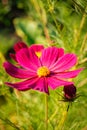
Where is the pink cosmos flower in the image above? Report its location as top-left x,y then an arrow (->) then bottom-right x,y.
3,43 -> 82,94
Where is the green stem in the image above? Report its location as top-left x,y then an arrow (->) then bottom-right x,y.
0,116 -> 20,130
45,94 -> 48,130
74,5 -> 87,47
47,0 -> 60,33
48,108 -> 58,123
80,33 -> 87,52
31,0 -> 51,46
55,103 -> 69,130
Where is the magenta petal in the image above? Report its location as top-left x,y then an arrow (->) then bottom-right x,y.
57,48 -> 64,58
3,62 -> 36,79
6,82 -> 31,91
5,77 -> 49,93
10,42 -> 27,61
48,77 -> 73,90
53,68 -> 83,78
14,42 -> 28,52
32,77 -> 49,94
50,54 -> 77,72
16,48 -> 41,70
41,47 -> 64,67
5,77 -> 39,91
10,53 -> 17,61
30,44 -> 44,52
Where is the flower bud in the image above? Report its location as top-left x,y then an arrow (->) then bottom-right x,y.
63,84 -> 76,101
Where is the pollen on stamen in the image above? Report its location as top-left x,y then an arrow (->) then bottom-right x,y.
37,66 -> 50,77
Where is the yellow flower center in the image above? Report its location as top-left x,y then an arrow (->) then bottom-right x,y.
35,51 -> 42,58
37,66 -> 50,77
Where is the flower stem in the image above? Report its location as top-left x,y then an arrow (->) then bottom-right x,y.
55,103 -> 69,130
48,108 -> 58,123
0,115 -> 20,130
74,5 -> 87,46
45,94 -> 48,130
30,0 -> 52,46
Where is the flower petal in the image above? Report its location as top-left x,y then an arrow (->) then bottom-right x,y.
57,48 -> 64,58
5,77 -> 38,91
52,68 -> 83,78
48,77 -> 73,90
3,62 -> 36,79
29,44 -> 44,58
5,77 -> 49,93
50,54 -> 77,72
16,48 -> 41,70
30,44 -> 44,52
31,77 -> 49,94
14,42 -> 28,52
10,53 -> 17,61
41,47 -> 64,67
10,42 -> 28,61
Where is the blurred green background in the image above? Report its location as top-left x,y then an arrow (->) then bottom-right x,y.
0,0 -> 87,130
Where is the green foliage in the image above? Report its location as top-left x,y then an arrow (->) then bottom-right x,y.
0,0 -> 87,130
14,18 -> 46,45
